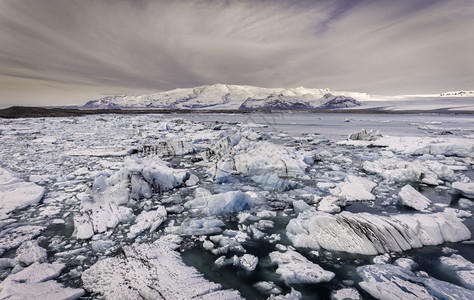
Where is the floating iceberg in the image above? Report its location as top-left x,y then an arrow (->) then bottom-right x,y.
357,263 -> 474,299
348,129 -> 382,141
329,175 -> 377,201
184,188 -> 254,215
167,217 -> 225,236
82,235 -> 242,299
286,211 -> 471,255
269,250 -> 335,284
398,184 -> 431,210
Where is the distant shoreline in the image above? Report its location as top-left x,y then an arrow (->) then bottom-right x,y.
0,105 -> 473,119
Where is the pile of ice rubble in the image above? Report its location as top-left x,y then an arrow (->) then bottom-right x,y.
1,116 -> 474,300
73,156 -> 198,240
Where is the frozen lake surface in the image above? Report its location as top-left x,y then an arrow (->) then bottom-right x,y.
0,112 -> 473,299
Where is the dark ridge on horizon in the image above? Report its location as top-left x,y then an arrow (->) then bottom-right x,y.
0,106 -> 472,119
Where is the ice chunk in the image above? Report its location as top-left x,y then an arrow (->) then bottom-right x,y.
398,184 -> 431,210
239,254 -> 258,272
185,188 -> 253,215
130,174 -> 152,200
0,263 -> 84,300
440,254 -> 474,289
317,196 -> 341,213
358,263 -> 474,300
167,217 -> 225,235
452,182 -> 474,199
128,206 -> 167,239
82,236 -> 242,299
15,240 -> 47,266
0,225 -> 45,250
373,253 -> 391,264
0,167 -> 45,215
73,214 -> 94,240
330,175 -> 377,201
205,136 -> 309,181
293,200 -> 312,214
330,288 -> 361,300
348,129 -> 382,141
253,281 -> 282,296
394,258 -> 416,271
90,239 -> 114,253
269,250 -> 335,284
140,140 -> 195,156
268,288 -> 302,300
286,211 -> 471,255
251,173 -> 299,192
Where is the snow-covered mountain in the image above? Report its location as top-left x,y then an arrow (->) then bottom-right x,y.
83,84 -> 365,110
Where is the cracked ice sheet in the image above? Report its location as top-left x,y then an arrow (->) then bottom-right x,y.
82,235 -> 242,299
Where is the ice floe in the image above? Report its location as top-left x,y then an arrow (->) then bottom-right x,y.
0,262 -> 84,300
82,235 -> 242,299
0,167 -> 45,217
286,211 -> 471,255
0,225 -> 45,250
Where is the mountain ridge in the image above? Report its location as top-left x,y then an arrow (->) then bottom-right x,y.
84,84 -> 365,111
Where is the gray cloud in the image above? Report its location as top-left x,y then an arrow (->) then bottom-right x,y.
0,0 -> 473,106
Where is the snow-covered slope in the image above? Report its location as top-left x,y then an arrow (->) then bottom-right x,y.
84,84 -> 364,110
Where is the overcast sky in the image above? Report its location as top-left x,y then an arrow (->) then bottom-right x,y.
1,0 -> 473,106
